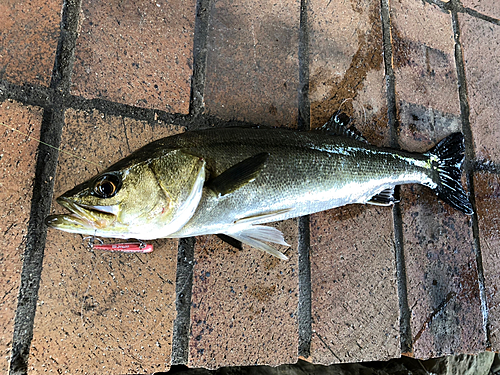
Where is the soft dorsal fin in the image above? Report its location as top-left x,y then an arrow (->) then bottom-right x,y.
319,110 -> 367,143
206,152 -> 269,197
367,187 -> 399,206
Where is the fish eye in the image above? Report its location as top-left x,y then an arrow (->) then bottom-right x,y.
93,174 -> 122,198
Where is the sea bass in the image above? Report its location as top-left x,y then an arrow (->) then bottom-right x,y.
46,118 -> 473,260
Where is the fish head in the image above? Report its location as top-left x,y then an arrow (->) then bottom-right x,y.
46,150 -> 206,239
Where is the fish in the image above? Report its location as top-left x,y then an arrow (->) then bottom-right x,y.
46,114 -> 473,260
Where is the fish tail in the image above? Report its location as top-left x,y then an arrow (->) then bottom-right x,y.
425,133 -> 473,215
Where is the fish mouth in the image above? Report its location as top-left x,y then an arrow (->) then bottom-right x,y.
45,197 -> 117,232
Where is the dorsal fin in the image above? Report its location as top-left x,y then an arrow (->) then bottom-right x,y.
319,110 -> 367,143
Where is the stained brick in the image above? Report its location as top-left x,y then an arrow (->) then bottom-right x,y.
474,172 -> 500,350
309,0 -> 389,146
461,0 -> 500,19
0,100 -> 43,373
391,1 -> 485,359
460,14 -> 500,163
204,0 -> 300,127
0,0 -> 61,86
30,109 -> 183,373
71,0 -> 195,114
391,0 -> 461,152
399,184 -> 485,358
310,206 -> 400,364
189,220 -> 299,369
307,0 -> 399,365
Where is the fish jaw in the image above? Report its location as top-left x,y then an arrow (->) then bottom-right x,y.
45,196 -> 118,236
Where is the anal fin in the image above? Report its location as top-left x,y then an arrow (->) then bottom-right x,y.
224,225 -> 290,260
367,187 -> 398,206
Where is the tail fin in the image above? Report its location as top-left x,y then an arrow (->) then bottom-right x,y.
425,133 -> 473,215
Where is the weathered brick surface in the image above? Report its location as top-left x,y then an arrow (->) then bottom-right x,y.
309,0 -> 389,146
30,109 -> 183,373
399,184 -> 485,358
310,206 -> 400,364
189,220 -> 299,369
462,0 -> 500,19
474,172 -> 500,350
307,0 -> 399,365
71,0 -> 195,114
460,14 -> 500,163
204,0 -> 300,127
0,100 -> 43,373
0,0 -> 61,86
390,0 -> 485,359
391,0 -> 461,151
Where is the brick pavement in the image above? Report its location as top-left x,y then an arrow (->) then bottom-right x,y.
1,0 -> 499,373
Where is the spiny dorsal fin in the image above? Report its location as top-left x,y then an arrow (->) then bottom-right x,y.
367,187 -> 399,206
206,152 -> 269,197
319,110 -> 367,143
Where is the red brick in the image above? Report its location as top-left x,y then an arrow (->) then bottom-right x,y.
462,0 -> 500,19
460,14 -> 500,163
307,0 -> 399,364
189,220 -> 299,369
0,0 -> 61,86
204,0 -> 300,127
30,109 -> 184,373
400,184 -> 485,358
391,1 -> 485,358
0,100 -> 43,373
309,0 -> 389,146
71,0 -> 195,114
474,172 -> 500,350
310,206 -> 400,364
391,0 -> 461,152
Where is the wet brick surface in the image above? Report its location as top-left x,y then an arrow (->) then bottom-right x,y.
390,1 -> 486,359
0,0 -> 61,86
308,0 -> 399,365
203,0 -> 300,127
460,13 -> 500,163
0,100 -> 43,373
474,172 -> 500,351
71,0 -> 195,114
308,0 -> 390,146
30,109 -> 183,373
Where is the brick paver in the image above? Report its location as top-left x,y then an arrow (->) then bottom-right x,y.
189,220 -> 298,369
307,0 -> 399,365
204,0 -> 300,127
462,0 -> 500,19
460,14 -> 500,163
1,0 -> 499,371
391,1 -> 485,358
310,206 -> 400,364
474,172 -> 500,351
29,110 -> 183,373
0,100 -> 43,373
0,0 -> 62,86
71,0 -> 195,114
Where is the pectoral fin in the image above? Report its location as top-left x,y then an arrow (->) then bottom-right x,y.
224,225 -> 290,260
206,152 -> 269,197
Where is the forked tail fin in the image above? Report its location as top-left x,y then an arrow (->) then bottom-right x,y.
425,133 -> 473,215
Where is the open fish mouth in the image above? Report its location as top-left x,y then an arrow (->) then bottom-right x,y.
45,197 -> 117,232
